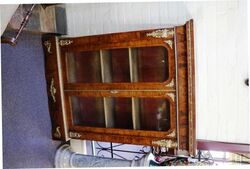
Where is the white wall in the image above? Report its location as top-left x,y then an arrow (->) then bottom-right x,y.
0,4 -> 18,35
65,0 -> 249,144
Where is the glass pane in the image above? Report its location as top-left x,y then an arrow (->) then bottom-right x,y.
103,97 -> 133,129
71,97 -> 105,127
66,51 -> 101,83
70,96 -> 171,131
135,46 -> 168,82
101,49 -> 130,83
111,48 -> 130,82
139,98 -> 170,131
70,96 -> 132,129
112,98 -> 133,129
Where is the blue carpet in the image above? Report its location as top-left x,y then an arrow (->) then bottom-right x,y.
2,32 -> 61,168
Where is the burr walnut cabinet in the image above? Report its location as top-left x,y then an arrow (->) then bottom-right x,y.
42,19 -> 196,155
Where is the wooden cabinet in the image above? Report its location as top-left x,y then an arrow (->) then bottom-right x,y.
42,19 -> 196,155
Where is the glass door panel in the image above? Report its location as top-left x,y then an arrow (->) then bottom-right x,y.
71,97 -> 105,127
70,96 -> 133,129
66,51 -> 101,83
133,46 -> 169,82
103,97 -> 133,129
139,98 -> 170,131
112,98 -> 133,129
66,46 -> 168,84
100,48 -> 130,83
69,96 -> 171,132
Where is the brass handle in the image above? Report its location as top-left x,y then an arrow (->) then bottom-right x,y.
110,90 -> 118,94
50,78 -> 56,103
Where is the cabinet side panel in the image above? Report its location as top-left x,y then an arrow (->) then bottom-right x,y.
186,20 -> 196,155
42,35 -> 67,140
175,26 -> 189,152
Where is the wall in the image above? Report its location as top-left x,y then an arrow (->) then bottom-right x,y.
0,4 -> 18,35
65,0 -> 249,144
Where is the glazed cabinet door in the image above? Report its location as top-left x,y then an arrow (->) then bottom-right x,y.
64,91 -> 177,147
60,28 -> 176,91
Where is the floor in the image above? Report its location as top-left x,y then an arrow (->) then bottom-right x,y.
2,32 -> 61,168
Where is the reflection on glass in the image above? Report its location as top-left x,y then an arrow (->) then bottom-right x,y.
139,98 -> 170,131
71,97 -> 105,127
66,51 -> 101,83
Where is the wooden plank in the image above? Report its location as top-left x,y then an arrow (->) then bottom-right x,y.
64,83 -> 175,91
175,24 -> 189,153
69,130 -> 177,148
186,19 -> 196,156
197,140 -> 250,153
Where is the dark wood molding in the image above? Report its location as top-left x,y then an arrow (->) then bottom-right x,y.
197,139 -> 250,153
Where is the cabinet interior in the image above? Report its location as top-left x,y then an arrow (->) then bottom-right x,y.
66,46 -> 169,83
70,96 -> 171,131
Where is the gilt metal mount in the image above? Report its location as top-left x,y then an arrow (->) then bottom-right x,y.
152,139 -> 178,148
54,126 -> 61,138
165,93 -> 175,102
44,40 -> 52,53
50,78 -> 56,103
146,29 -> 174,38
165,79 -> 174,87
164,40 -> 173,49
69,132 -> 82,138
59,39 -> 73,46
166,130 -> 176,137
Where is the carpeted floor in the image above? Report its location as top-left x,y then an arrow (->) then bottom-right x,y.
2,32 -> 61,168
